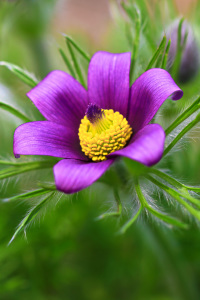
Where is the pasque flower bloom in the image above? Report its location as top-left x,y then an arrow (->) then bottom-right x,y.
14,51 -> 183,193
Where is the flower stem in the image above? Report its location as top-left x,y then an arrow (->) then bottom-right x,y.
0,61 -> 38,88
0,160 -> 57,180
149,169 -> 200,208
165,95 -> 200,136
130,5 -> 141,82
146,175 -> 200,221
66,40 -> 86,88
164,112 -> 200,156
135,178 -> 187,228
145,35 -> 166,70
8,192 -> 55,245
59,48 -> 76,78
64,35 -> 91,63
150,168 -> 200,192
161,39 -> 171,69
3,188 -> 54,202
0,102 -> 31,123
95,188 -> 122,220
118,205 -> 142,235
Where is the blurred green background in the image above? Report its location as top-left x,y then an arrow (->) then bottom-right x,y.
0,0 -> 200,299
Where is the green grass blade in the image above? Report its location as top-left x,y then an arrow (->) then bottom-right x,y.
149,169 -> 200,208
95,188 -> 122,220
146,175 -> 200,221
118,206 -> 142,234
0,61 -> 38,88
145,36 -> 166,70
170,18 -> 185,80
164,112 -> 200,156
148,206 -> 188,228
3,188 -> 54,203
8,193 -> 55,244
66,40 -> 86,88
0,160 -> 56,180
0,102 -> 31,123
130,5 -> 141,82
165,95 -> 200,136
64,35 -> 90,63
161,39 -> 171,69
58,48 -> 76,78
135,178 -> 187,228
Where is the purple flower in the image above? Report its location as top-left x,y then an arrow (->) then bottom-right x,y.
13,51 -> 183,194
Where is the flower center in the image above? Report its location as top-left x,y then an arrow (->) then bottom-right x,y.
78,104 -> 132,162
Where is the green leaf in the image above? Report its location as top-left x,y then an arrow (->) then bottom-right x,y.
170,18 -> 186,80
146,175 -> 200,221
3,188 -> 55,203
0,102 -> 31,123
149,168 -> 200,208
164,112 -> 200,156
0,61 -> 38,88
118,206 -> 142,234
0,160 -> 57,180
58,48 -> 76,78
149,207 -> 188,229
161,39 -> 171,69
8,193 -> 55,244
165,95 -> 200,136
145,36 -> 167,70
66,40 -> 86,88
64,35 -> 90,63
96,188 -> 122,220
134,178 -> 187,228
130,5 -> 141,82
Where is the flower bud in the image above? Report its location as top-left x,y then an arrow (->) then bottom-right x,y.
166,20 -> 199,83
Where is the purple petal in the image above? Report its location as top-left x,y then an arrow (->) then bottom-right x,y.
54,158 -> 115,194
14,121 -> 87,161
27,71 -> 88,131
128,68 -> 183,132
109,124 -> 165,167
88,51 -> 131,117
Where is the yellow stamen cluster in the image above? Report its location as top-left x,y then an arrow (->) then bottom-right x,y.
78,109 -> 132,162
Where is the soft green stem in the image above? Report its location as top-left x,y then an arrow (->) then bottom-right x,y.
96,188 -> 122,220
0,159 -> 58,167
9,192 -> 55,245
164,112 -> 200,156
150,168 -> 200,192
121,2 -> 135,21
64,35 -> 90,62
171,18 -> 184,80
0,102 -> 31,122
0,61 -> 38,88
165,95 -> 200,136
3,188 -> 54,202
66,40 -> 86,88
119,206 -> 142,234
146,175 -> 200,221
135,178 -> 187,228
59,48 -> 76,78
149,169 -> 200,208
130,6 -> 141,82
145,36 -> 166,70
161,39 -> 171,69
0,160 -> 57,180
